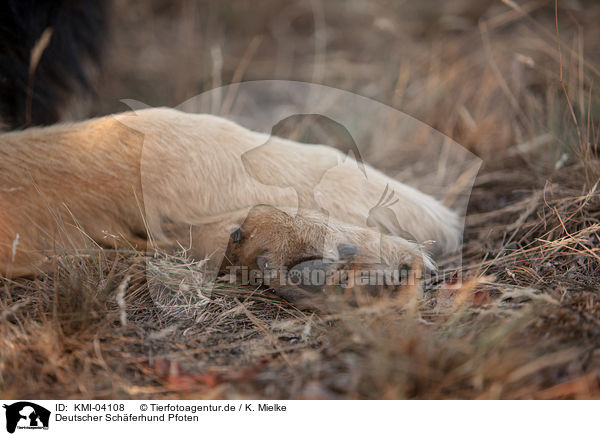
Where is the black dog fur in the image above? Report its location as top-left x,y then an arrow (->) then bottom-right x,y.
0,0 -> 107,130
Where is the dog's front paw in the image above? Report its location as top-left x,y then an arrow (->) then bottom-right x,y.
222,205 -> 432,307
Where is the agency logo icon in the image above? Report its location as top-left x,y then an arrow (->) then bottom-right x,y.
2,402 -> 50,434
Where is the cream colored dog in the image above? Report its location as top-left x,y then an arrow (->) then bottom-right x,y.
0,108 -> 460,294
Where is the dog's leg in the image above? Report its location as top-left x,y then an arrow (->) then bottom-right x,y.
1,108 -> 459,290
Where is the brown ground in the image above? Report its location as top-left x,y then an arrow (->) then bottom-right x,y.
2,0 -> 600,399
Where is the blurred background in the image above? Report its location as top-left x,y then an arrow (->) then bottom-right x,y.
94,0 -> 599,167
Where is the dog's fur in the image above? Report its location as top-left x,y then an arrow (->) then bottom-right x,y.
0,0 -> 106,130
0,107 -> 460,284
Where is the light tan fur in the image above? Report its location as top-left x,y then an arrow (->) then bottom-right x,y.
0,108 -> 460,281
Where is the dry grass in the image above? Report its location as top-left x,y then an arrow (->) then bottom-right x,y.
2,0 -> 600,399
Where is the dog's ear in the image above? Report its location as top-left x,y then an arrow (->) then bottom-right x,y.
2,405 -> 7,408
